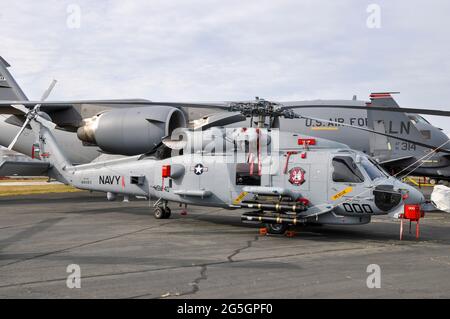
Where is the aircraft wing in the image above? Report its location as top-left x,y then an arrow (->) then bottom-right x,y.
0,160 -> 50,176
378,156 -> 415,165
0,99 -> 153,115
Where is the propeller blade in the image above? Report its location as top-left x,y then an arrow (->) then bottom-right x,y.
10,103 -> 29,114
296,114 -> 450,154
27,80 -> 58,130
7,117 -> 31,150
281,104 -> 450,117
40,80 -> 57,101
7,112 -> 56,151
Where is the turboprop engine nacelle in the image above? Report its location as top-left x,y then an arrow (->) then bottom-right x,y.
77,106 -> 186,155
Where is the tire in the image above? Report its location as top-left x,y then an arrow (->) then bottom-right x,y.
265,223 -> 288,235
306,223 -> 323,227
154,206 -> 165,219
163,207 -> 171,219
430,179 -> 437,185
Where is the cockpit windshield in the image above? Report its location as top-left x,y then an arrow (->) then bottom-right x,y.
408,115 -> 431,125
360,157 -> 389,180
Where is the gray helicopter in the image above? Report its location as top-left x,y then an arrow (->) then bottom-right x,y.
7,95 -> 426,235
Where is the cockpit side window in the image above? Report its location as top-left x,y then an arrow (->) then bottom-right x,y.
332,156 -> 364,183
420,130 -> 431,140
361,157 -> 387,180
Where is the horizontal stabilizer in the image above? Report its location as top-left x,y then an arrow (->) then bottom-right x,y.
0,160 -> 50,176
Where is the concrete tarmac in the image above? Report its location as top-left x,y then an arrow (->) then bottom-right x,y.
0,192 -> 449,298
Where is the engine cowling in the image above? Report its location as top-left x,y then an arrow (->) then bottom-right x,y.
77,106 -> 186,155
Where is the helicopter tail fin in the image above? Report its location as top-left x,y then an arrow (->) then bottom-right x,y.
366,92 -> 428,161
29,116 -> 73,183
0,56 -> 28,101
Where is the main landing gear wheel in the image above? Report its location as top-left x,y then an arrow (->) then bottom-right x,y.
154,206 -> 171,219
265,223 -> 288,235
154,206 -> 165,219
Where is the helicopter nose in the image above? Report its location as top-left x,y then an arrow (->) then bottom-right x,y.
402,184 -> 426,205
373,182 -> 426,212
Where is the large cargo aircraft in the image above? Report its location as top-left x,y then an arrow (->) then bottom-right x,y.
1,56 -> 449,181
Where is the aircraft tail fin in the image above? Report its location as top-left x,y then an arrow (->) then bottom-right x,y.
0,56 -> 28,101
368,92 -> 400,107
367,92 -> 428,161
29,115 -> 73,183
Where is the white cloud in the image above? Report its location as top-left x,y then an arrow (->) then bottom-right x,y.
0,0 -> 449,135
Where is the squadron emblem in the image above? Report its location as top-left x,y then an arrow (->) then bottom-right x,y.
288,167 -> 306,186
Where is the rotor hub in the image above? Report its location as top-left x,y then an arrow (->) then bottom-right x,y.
228,97 -> 293,128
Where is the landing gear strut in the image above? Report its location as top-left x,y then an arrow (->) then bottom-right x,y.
154,199 -> 171,219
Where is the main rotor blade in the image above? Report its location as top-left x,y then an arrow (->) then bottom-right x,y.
282,104 -> 450,117
7,117 -> 31,150
296,114 -> 450,154
191,112 -> 247,130
0,100 -> 231,110
138,102 -> 230,109
1,98 -> 449,117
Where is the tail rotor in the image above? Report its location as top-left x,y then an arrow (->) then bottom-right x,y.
7,80 -> 57,150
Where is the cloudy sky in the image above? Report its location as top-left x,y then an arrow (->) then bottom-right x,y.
0,0 -> 449,135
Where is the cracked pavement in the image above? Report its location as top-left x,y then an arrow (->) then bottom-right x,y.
0,192 -> 449,298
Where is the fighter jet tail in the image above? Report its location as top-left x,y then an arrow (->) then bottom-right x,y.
367,92 -> 437,161
0,56 -> 28,101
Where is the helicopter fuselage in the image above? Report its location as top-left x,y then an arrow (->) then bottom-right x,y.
56,129 -> 424,226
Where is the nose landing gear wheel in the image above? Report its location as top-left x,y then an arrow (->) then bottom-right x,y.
265,223 -> 288,235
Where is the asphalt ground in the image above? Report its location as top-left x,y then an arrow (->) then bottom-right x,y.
0,191 -> 449,298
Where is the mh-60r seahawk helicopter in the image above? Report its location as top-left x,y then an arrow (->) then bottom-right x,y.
7,91 -> 427,235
